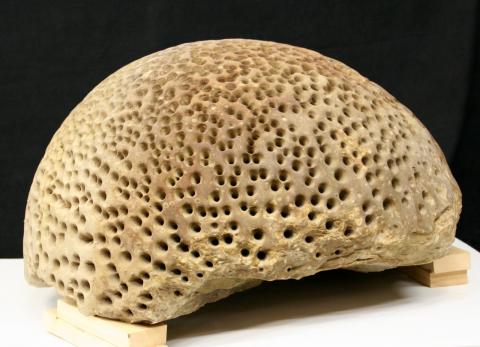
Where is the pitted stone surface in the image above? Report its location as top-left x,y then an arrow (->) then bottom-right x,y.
24,39 -> 461,323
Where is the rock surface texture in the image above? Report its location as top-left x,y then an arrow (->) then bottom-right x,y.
24,39 -> 462,323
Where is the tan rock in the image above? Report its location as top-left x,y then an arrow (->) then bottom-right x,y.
23,39 -> 462,323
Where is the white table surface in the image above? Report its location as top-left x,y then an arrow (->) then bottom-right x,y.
2,238 -> 479,347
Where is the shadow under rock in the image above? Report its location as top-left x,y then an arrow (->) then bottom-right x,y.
167,269 -> 413,340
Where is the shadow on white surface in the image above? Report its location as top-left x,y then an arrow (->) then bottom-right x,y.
168,268 -> 413,341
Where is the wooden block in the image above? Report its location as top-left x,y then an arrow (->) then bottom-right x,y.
419,246 -> 470,274
402,266 -> 468,287
430,270 -> 468,287
46,300 -> 167,347
401,246 -> 470,288
44,309 -> 115,347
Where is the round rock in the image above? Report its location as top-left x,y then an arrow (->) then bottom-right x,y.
24,39 -> 461,323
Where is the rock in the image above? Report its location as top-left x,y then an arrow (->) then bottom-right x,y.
23,39 -> 462,323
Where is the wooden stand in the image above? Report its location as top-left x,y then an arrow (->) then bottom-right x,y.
44,246 -> 470,347
44,300 -> 167,347
401,246 -> 470,287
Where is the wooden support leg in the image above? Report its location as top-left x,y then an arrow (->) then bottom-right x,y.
401,246 -> 470,288
44,300 -> 167,347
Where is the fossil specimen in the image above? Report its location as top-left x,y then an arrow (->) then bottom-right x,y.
24,39 -> 461,323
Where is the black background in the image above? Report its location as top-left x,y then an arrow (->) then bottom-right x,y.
1,0 -> 479,257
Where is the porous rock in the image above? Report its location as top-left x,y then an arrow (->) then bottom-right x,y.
24,39 -> 461,323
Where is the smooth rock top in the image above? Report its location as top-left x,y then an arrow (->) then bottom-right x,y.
24,39 -> 461,323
